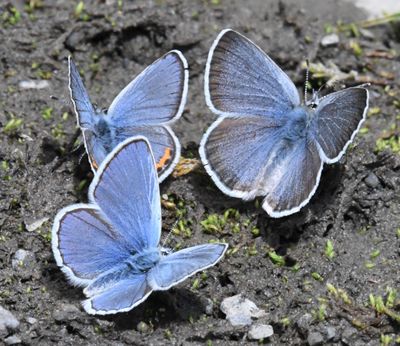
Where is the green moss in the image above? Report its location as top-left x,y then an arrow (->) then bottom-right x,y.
2,6 -> 21,26
375,136 -> 400,154
368,107 -> 381,116
4,118 -> 23,134
325,240 -> 335,259
312,301 -> 327,321
370,249 -> 380,259
349,40 -> 363,57
267,251 -> 285,266
311,272 -> 324,282
42,107 -> 53,120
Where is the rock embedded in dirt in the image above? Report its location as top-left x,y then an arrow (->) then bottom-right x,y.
11,249 -> 35,269
220,294 -> 266,327
364,172 -> 380,188
4,335 -> 22,345
324,326 -> 337,341
307,331 -> 324,346
53,304 -> 81,322
248,323 -> 274,340
24,217 -> 49,233
320,33 -> 340,47
0,306 -> 19,337
295,313 -> 312,336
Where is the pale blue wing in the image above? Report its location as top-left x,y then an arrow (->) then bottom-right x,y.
68,57 -> 96,129
200,117 -> 323,217
147,243 -> 228,290
205,29 -> 300,118
89,137 -> 161,252
261,137 -> 323,217
113,125 -> 180,182
51,205 -> 130,286
82,273 -> 152,315
108,50 -> 188,126
82,130 -> 109,170
200,116 -> 286,200
312,87 -> 369,163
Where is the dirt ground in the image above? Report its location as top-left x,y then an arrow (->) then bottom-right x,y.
0,0 -> 399,345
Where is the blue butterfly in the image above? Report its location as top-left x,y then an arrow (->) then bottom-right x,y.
69,51 -> 189,181
52,137 -> 227,315
199,29 -> 369,218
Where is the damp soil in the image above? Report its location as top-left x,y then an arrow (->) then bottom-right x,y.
0,0 -> 400,345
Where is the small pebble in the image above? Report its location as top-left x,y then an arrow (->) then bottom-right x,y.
296,313 -> 312,336
248,323 -> 274,340
321,33 -> 339,47
4,335 -> 22,345
341,326 -> 357,344
324,326 -> 336,341
53,304 -> 80,322
19,80 -> 50,90
307,331 -> 324,346
25,217 -> 49,233
220,294 -> 266,327
0,306 -> 19,335
26,317 -> 37,325
12,249 -> 35,269
136,321 -> 150,333
364,172 -> 380,188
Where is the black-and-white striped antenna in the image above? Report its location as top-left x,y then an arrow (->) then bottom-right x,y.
304,59 -> 310,104
162,219 -> 180,248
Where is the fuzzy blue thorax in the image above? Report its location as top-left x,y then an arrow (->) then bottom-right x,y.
124,248 -> 160,273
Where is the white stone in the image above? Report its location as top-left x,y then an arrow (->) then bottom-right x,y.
220,294 -> 266,327
321,34 -> 339,47
19,80 -> 50,89
248,324 -> 274,340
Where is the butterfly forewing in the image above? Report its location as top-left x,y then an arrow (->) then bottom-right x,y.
108,50 -> 188,125
52,205 -> 130,285
89,138 -> 161,252
205,29 -> 300,117
68,57 -> 96,129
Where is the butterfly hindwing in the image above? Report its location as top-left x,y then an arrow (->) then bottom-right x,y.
82,273 -> 152,315
261,137 -> 323,217
148,244 -> 228,290
205,29 -> 300,117
313,87 -> 369,163
112,125 -> 181,182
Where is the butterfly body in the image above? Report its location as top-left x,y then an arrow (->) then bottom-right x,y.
200,29 -> 369,217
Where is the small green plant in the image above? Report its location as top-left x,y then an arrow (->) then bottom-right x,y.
3,117 -> 23,134
349,40 -> 362,57
42,107 -> 53,120
325,240 -> 335,259
267,250 -> 285,266
311,272 -> 324,282
2,6 -> 21,26
370,249 -> 380,260
312,300 -> 327,321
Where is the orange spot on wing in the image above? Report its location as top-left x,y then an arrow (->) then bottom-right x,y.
90,156 -> 99,170
156,147 -> 172,170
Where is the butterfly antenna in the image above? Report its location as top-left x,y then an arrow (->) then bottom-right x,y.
162,219 -> 179,248
304,59 -> 310,104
